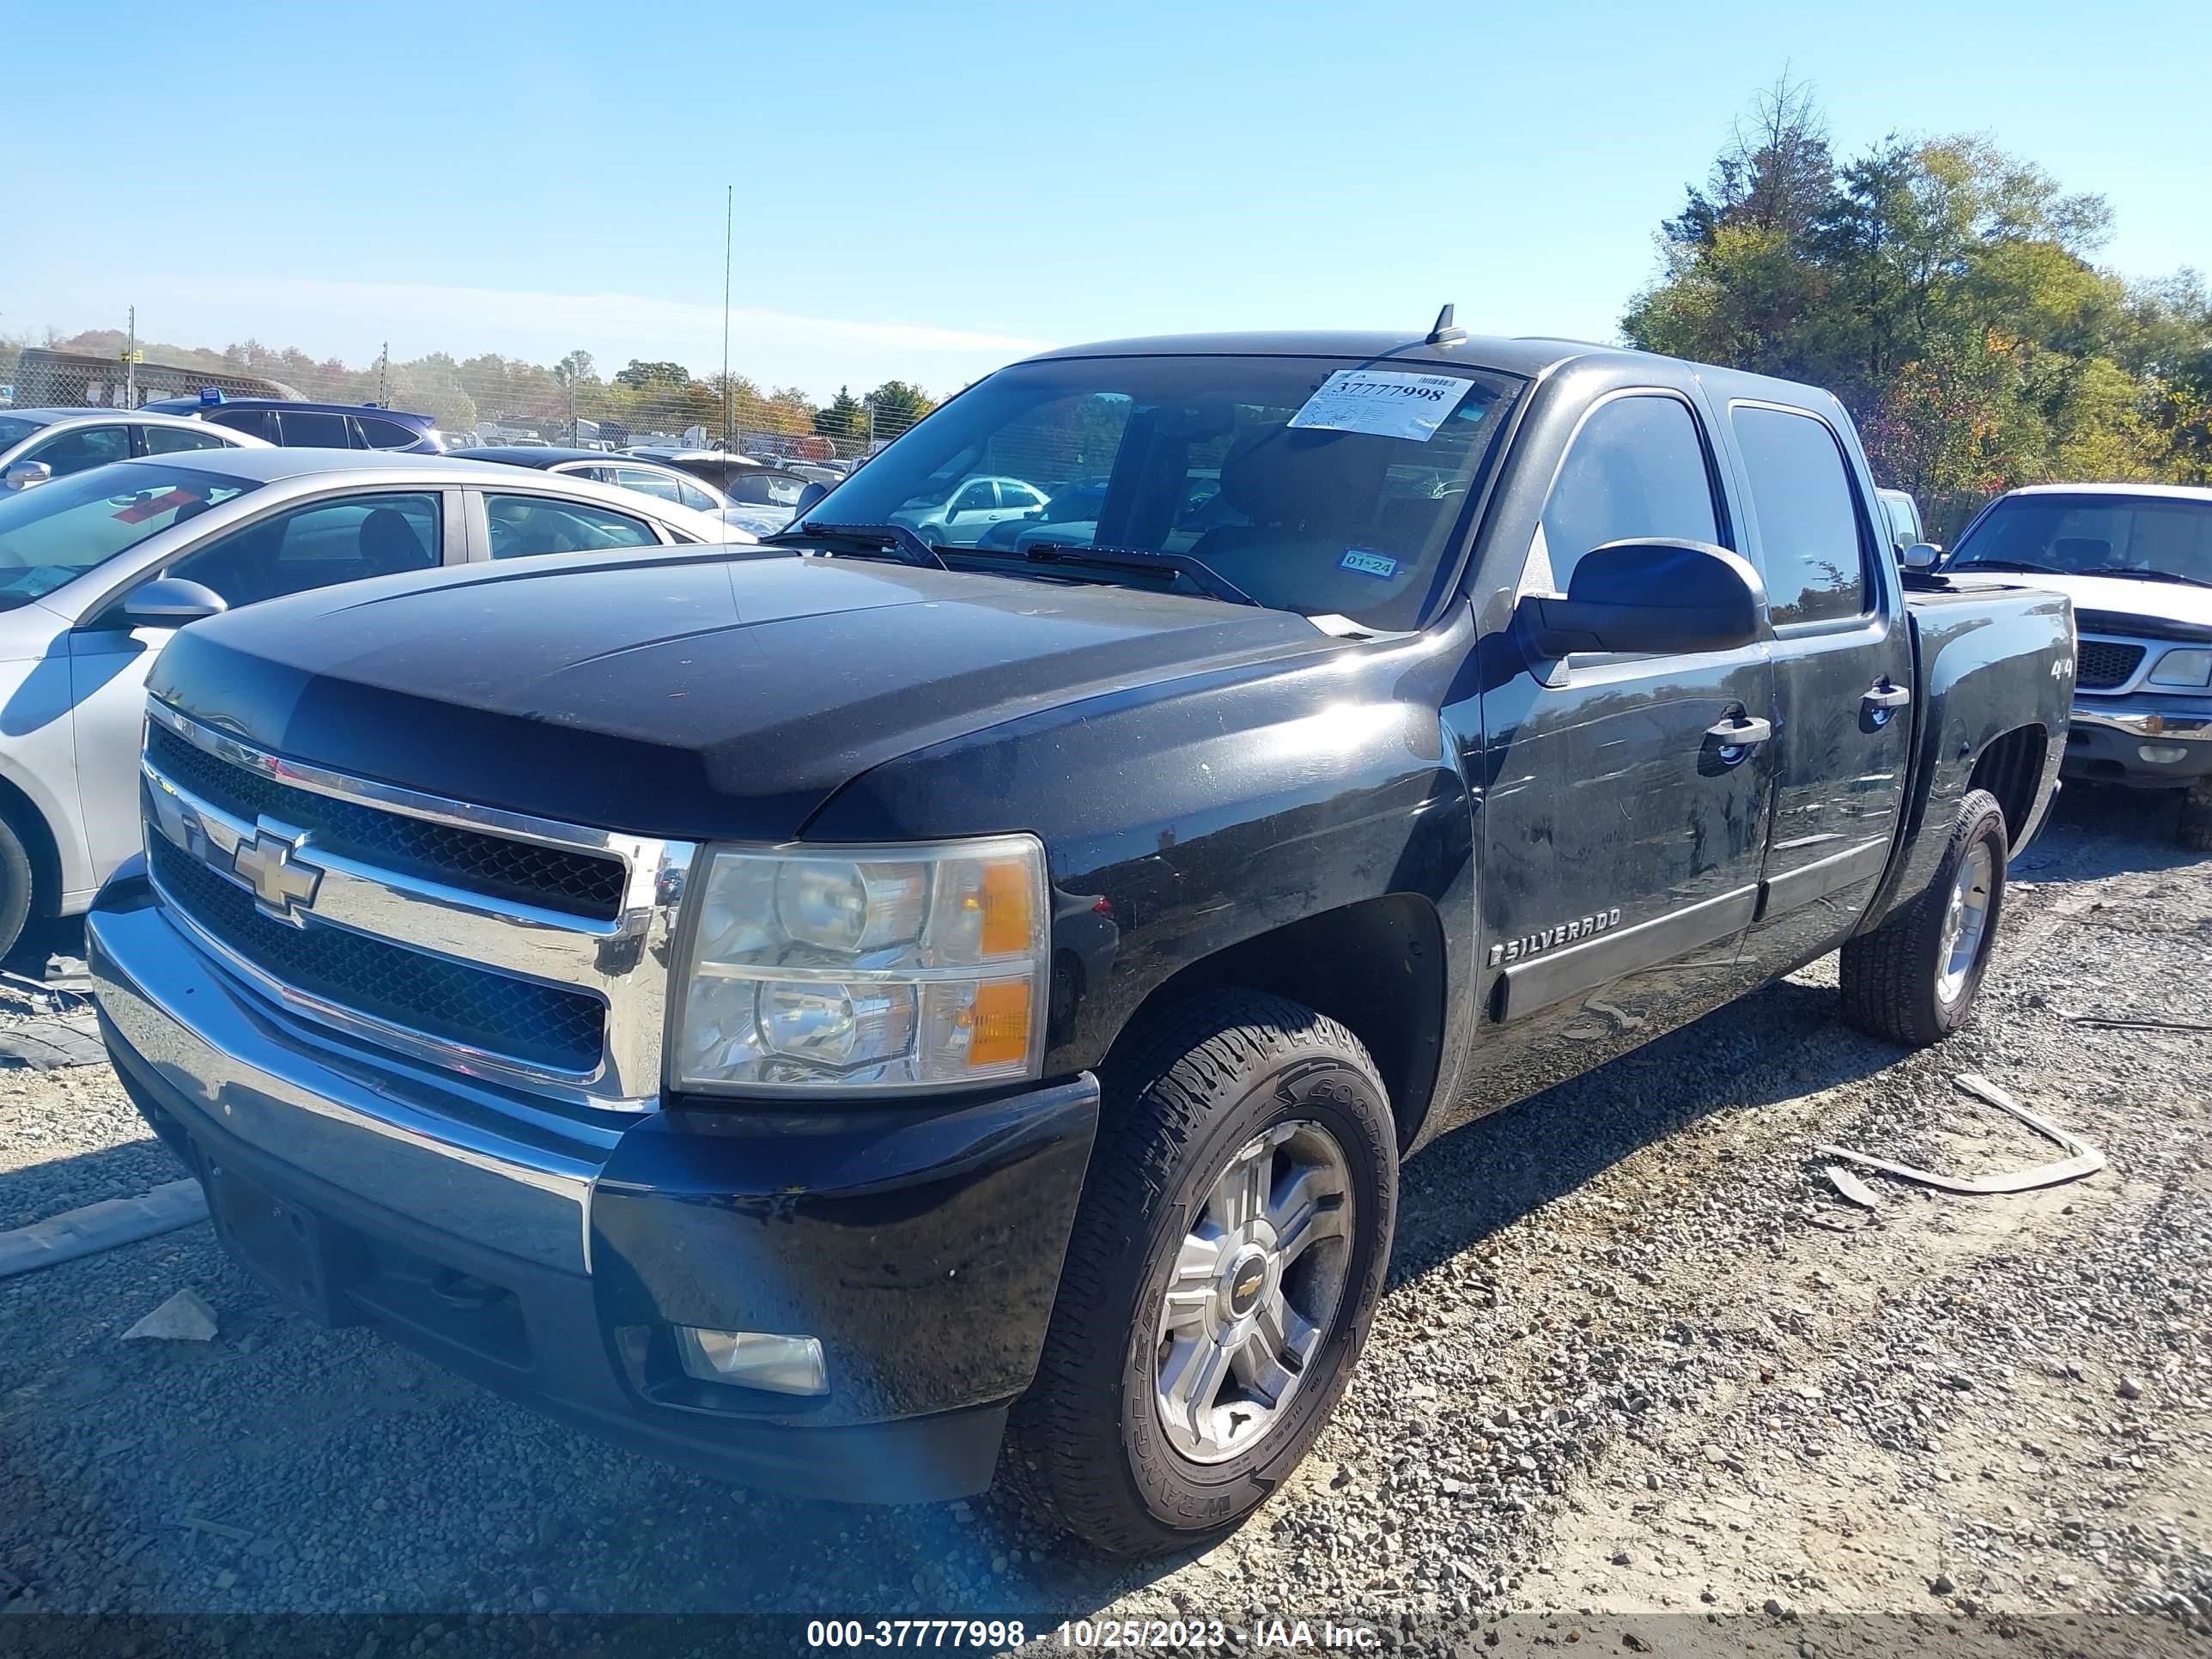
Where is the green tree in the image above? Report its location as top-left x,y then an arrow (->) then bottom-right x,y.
613,359 -> 691,389
1625,86 -> 2201,528
814,385 -> 868,443
863,379 -> 935,441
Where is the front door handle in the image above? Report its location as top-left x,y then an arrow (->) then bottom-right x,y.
1705,714 -> 1772,750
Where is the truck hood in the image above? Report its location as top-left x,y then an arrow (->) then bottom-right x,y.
1971,570 -> 2212,636
149,549 -> 1334,842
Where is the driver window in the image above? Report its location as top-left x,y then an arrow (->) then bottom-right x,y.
31,424 -> 131,477
1534,396 -> 1721,596
951,481 -> 997,513
165,492 -> 443,609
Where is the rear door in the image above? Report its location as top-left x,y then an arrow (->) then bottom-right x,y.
1466,388 -> 1777,1099
1727,402 -> 1913,978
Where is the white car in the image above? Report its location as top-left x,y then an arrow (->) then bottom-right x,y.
894,474 -> 1048,545
452,445 -> 807,538
0,407 -> 270,491
0,448 -> 746,957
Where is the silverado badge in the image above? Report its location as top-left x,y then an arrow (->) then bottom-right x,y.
1487,908 -> 1623,969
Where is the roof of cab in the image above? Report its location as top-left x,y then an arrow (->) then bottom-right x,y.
1019,330 -> 1849,412
1023,331 -> 1664,379
2003,482 -> 2212,503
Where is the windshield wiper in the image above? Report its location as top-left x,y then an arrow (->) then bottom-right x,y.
762,520 -> 947,569
2092,568 -> 2212,589
1000,541 -> 1261,608
1950,558 -> 2064,575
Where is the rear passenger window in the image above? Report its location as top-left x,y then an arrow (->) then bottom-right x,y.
140,423 -> 231,454
1535,395 -> 1720,593
485,494 -> 660,559
280,411 -> 352,448
1731,406 -> 1870,626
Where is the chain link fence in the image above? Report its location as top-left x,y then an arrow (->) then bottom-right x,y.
0,337 -> 933,462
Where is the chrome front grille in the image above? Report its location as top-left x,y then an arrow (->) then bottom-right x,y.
143,722 -> 629,918
2075,639 -> 2147,691
139,701 -> 695,1108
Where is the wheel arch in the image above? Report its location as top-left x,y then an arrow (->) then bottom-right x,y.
1966,724 -> 2050,854
1100,893 -> 1448,1154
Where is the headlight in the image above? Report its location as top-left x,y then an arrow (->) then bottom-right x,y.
2148,647 -> 2212,689
672,835 -> 1048,1094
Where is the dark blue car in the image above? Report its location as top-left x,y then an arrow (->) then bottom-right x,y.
137,395 -> 443,453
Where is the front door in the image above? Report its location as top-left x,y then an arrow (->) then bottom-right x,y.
1461,390 -> 1777,1110
1726,402 -> 1913,978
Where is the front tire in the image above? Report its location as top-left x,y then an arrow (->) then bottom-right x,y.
0,812 -> 34,966
1839,787 -> 2008,1047
2179,779 -> 2212,852
1004,990 -> 1396,1556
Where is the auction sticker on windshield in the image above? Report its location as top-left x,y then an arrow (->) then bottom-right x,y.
1287,369 -> 1474,442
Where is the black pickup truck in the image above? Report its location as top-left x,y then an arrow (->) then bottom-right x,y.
89,328 -> 2072,1557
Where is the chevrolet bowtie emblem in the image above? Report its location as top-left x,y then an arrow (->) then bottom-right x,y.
232,830 -> 323,922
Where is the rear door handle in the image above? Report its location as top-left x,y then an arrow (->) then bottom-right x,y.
1705,714 -> 1772,749
1863,682 -> 1911,710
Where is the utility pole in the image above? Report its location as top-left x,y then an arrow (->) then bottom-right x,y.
376,341 -> 389,407
721,183 -> 732,453
125,306 -> 137,408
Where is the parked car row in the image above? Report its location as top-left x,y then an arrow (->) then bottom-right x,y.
69,318 -> 2094,1563
0,447 -> 747,957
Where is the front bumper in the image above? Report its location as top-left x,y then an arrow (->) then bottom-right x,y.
88,872 -> 1099,1504
2063,696 -> 2212,787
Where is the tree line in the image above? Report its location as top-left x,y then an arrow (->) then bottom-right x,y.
1624,76 -> 2212,535
0,329 -> 939,452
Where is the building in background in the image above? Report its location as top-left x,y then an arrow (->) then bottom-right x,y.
8,347 -> 302,410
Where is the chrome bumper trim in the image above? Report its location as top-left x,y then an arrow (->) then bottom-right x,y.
89,896 -> 617,1275
2069,705 -> 2212,741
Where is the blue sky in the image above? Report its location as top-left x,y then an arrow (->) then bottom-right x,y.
10,0 -> 2209,401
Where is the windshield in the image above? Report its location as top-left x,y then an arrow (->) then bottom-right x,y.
1952,493 -> 2212,585
0,416 -> 46,451
0,463 -> 258,611
801,355 -> 1521,628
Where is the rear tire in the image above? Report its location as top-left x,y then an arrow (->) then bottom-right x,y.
2179,780 -> 2212,852
1003,989 -> 1396,1556
0,813 -> 34,966
1839,788 -> 2008,1047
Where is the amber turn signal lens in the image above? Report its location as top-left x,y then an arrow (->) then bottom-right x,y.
963,980 -> 1032,1067
979,859 -> 1036,958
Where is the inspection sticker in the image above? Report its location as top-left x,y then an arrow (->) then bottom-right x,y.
1287,368 -> 1474,442
1340,548 -> 1399,579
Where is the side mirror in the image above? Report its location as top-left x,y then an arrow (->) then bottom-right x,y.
1901,542 -> 1942,572
1519,539 -> 1765,658
104,577 -> 229,630
793,481 -> 831,518
3,460 -> 52,491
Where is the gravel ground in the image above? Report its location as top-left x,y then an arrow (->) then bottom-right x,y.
0,787 -> 2205,1656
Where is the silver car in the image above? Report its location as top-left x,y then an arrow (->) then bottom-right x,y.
0,407 -> 270,491
0,448 -> 749,957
